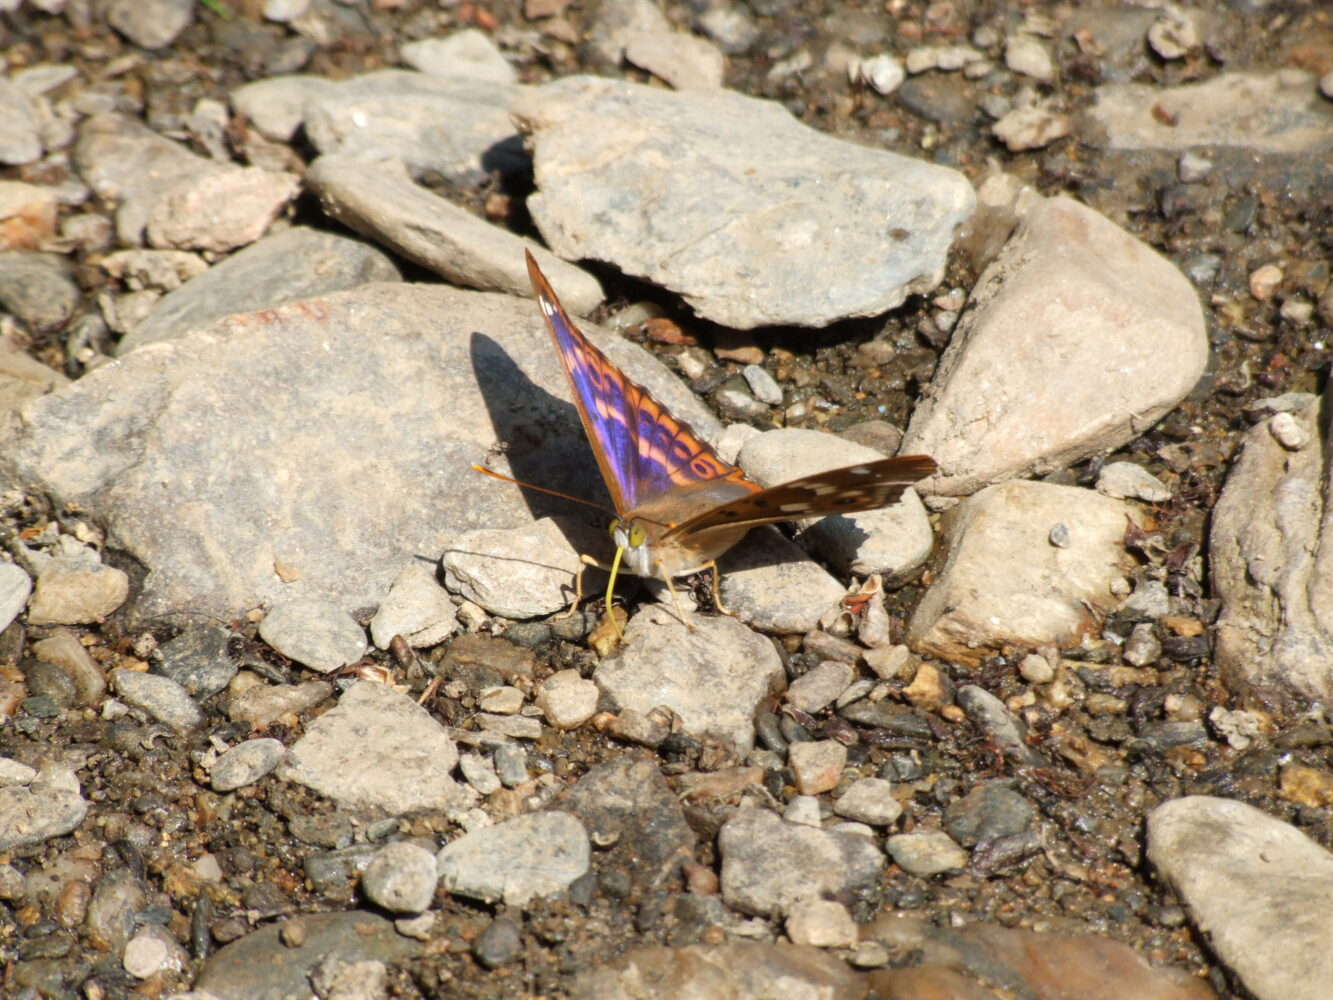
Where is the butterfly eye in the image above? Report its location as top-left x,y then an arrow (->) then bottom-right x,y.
627,524 -> 646,547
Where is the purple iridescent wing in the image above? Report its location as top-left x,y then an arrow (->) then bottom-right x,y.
526,251 -> 758,518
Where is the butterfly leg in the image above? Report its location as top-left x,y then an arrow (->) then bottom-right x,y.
659,573 -> 697,633
552,554 -> 610,621
703,560 -> 738,618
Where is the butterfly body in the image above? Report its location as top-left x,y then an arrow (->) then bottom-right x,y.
521,251 -> 937,635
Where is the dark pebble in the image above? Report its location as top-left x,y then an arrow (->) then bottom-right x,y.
1161,635 -> 1210,661
840,701 -> 933,739
22,660 -> 77,708
473,916 -> 522,969
155,625 -> 238,699
944,781 -> 1035,847
1132,720 -> 1208,751
754,710 -> 786,752
501,622 -> 551,648
778,714 -> 812,744
20,695 -> 62,718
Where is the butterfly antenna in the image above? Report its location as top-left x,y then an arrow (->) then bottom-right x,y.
470,464 -> 615,515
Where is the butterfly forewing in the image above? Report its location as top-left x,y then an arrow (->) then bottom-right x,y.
665,455 -> 938,540
526,251 -> 758,517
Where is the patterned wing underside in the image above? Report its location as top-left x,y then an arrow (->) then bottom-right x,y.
527,251 -> 758,517
665,455 -> 939,541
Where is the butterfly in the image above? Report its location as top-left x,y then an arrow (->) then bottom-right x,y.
497,251 -> 937,639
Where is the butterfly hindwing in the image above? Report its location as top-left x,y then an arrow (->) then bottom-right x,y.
526,251 -> 757,516
665,455 -> 938,540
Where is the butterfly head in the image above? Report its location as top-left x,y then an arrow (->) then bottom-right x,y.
610,517 -> 656,579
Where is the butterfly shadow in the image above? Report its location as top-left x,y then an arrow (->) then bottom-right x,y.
468,331 -> 619,558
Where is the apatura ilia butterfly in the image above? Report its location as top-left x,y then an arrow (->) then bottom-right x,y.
507,251 -> 936,637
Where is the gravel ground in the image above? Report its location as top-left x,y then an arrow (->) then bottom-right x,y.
0,1 -> 1331,999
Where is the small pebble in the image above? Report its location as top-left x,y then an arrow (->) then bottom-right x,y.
211,738 -> 285,792
534,669 -> 599,729
832,777 -> 902,826
885,831 -> 967,876
1248,264 -> 1283,301
361,840 -> 437,914
459,753 -> 502,796
473,915 -> 523,969
783,795 -> 823,828
1018,653 -> 1054,684
787,740 -> 846,796
786,898 -> 858,948
1268,412 -> 1311,450
478,686 -> 525,715
494,743 -> 529,787
786,660 -> 854,714
1178,152 -> 1213,182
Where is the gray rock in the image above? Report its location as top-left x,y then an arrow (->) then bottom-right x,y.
0,763 -> 87,851
106,0 -> 193,49
785,660 -> 854,715
437,811 -> 590,906
154,625 -> 237,699
595,605 -> 785,754
0,251 -> 80,331
277,681 -> 466,815
118,226 -> 400,354
111,668 -> 203,732
583,0 -> 672,68
258,598 -> 368,673
560,757 -> 694,895
306,153 -> 601,314
1148,796 -> 1333,1000
361,840 -> 438,914
737,429 -> 934,582
719,809 -> 883,918
85,868 -> 146,952
0,79 -> 43,165
473,916 -> 522,970
443,517 -> 607,620
788,739 -> 847,796
1090,71 -> 1333,155
211,738 -> 286,792
515,76 -> 975,328
0,561 -> 31,632
992,106 -> 1073,152
942,781 -> 1034,846
740,364 -> 782,406
1004,34 -> 1055,82
123,924 -> 189,978
369,562 -> 457,650
956,685 -> 1044,768
713,527 -> 845,635
902,196 -> 1206,496
2,283 -> 717,627
304,69 -> 527,183
832,777 -> 903,826
885,830 -> 967,876
534,669 -> 599,729
230,75 -> 340,143
493,743 -> 528,787
74,113 -> 298,250
1211,394 -> 1332,701
194,911 -> 419,1000
624,30 -> 726,90
572,941 -> 861,999
400,29 -> 516,86
226,677 -> 332,729
30,628 -> 106,706
1096,461 -> 1171,502
458,753 -> 501,796
0,339 -> 68,416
